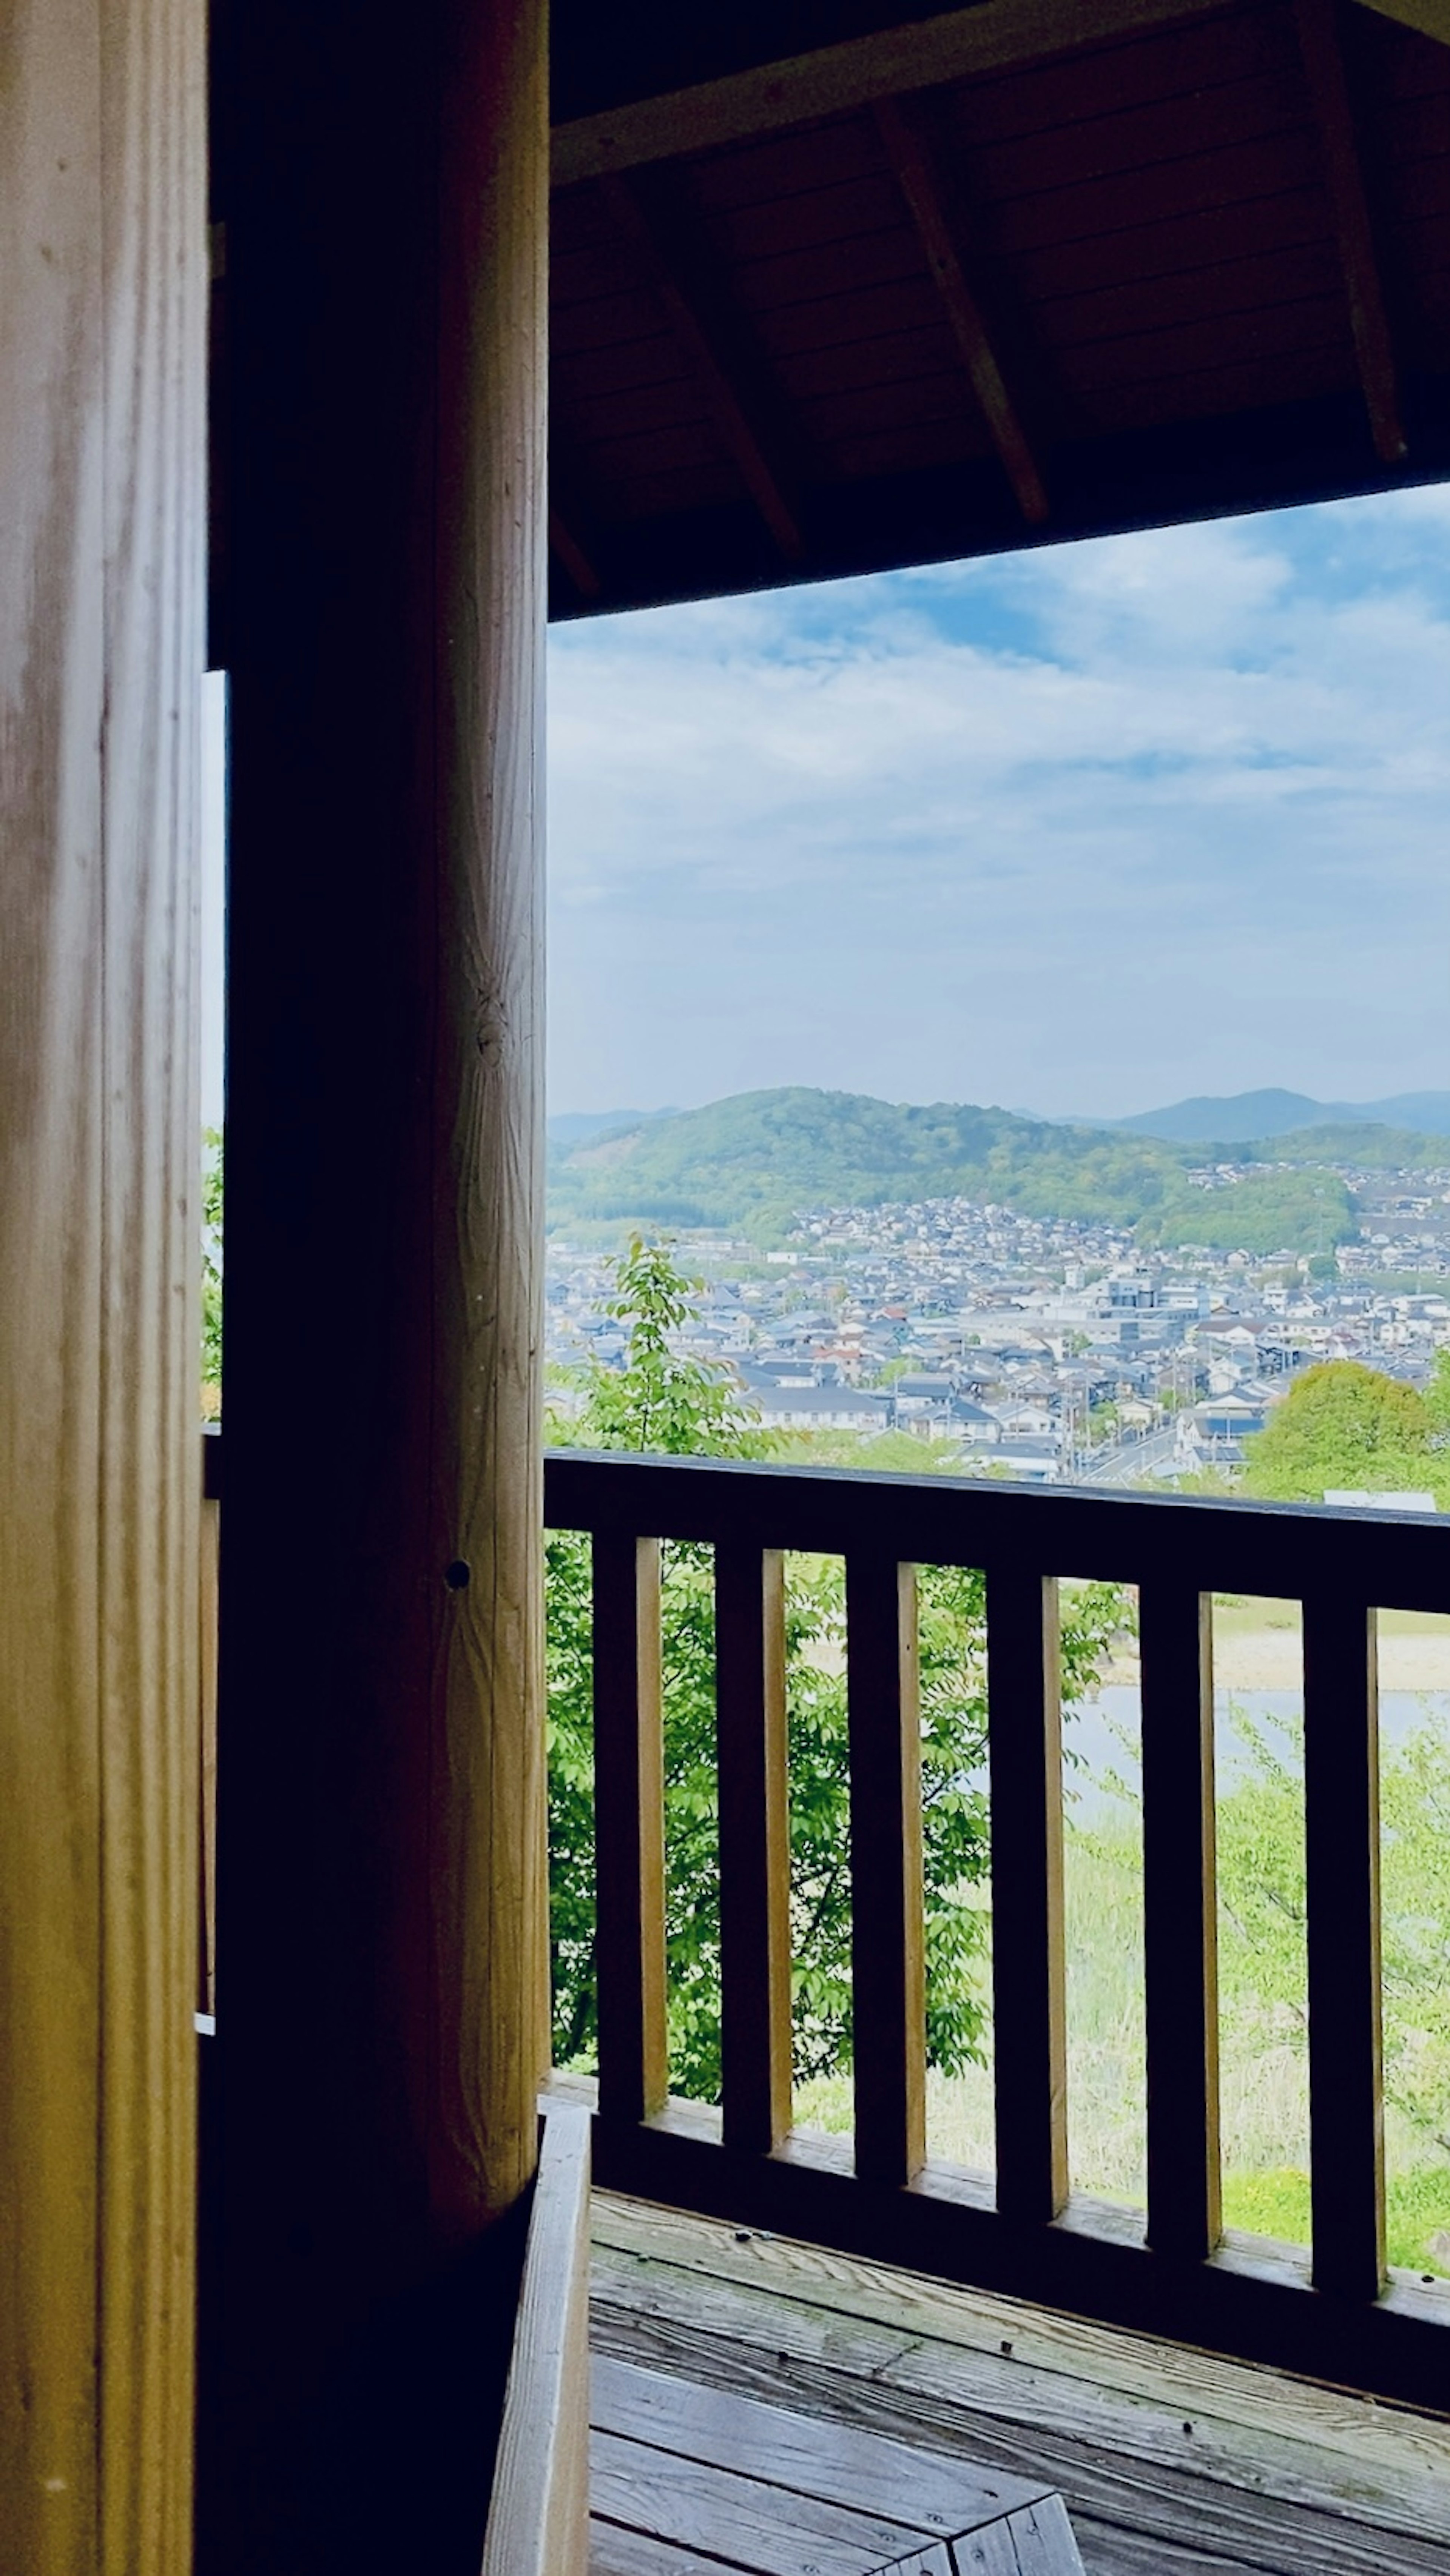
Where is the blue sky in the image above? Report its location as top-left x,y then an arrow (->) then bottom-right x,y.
547,484 -> 1450,1124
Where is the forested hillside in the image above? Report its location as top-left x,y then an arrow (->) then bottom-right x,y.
547,1086 -> 1384,1251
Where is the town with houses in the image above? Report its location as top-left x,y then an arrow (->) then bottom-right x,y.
546,1160 -> 1450,1489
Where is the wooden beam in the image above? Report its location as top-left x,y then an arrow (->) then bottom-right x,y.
1296,0 -> 1407,463
873,96 -> 1048,524
552,0 -> 1229,186
206,0 -> 551,2554
480,2106 -> 592,2576
598,171 -> 804,560
1353,0 -> 1450,43
1,0 -> 205,2564
549,507 -> 601,600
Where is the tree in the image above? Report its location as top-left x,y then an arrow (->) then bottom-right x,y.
1240,1361 -> 1433,1502
546,1236 -> 1124,2101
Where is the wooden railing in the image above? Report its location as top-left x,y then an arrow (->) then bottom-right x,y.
544,1448 -> 1450,2411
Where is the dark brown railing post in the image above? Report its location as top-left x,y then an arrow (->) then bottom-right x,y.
1141,1580 -> 1220,2260
988,1564 -> 1069,2223
592,1530 -> 668,2125
716,1542 -> 793,2154
846,1556 -> 926,2186
1303,1591 -> 1385,2300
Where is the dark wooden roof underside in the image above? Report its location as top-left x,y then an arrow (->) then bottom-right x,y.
547,0 -> 1450,619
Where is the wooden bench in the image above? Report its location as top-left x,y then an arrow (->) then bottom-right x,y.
590,2351 -> 1084,2573
481,2102 -> 594,2576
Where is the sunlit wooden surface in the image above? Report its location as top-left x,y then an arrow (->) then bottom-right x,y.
590,2193 -> 1450,2575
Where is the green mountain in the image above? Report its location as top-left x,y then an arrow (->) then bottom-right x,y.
546,1086 -> 1365,1252
1105,1088 -> 1450,1142
1249,1121 -> 1450,1171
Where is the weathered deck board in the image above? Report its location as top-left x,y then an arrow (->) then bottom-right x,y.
591,2192 -> 1450,2576
591,2361 -> 1083,2573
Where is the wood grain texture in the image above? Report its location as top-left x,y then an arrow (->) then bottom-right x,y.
592,2354 -> 1054,2530
207,0 -> 549,2553
590,2194 -> 1450,2511
591,2200 -> 1450,2576
0,0 -> 204,2565
594,1533 -> 669,2124
591,2427 -> 932,2574
481,2105 -> 592,2576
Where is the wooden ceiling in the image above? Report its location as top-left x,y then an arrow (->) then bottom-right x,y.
546,0 -> 1450,619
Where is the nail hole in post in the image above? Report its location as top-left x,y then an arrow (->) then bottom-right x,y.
444,1559 -> 470,1592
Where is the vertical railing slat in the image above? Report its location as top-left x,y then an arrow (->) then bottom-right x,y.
846,1555 -> 926,2186
989,1564 -> 1068,2223
592,1530 -> 668,2125
716,1542 -> 793,2154
1303,1590 -> 1385,2300
1141,1579 -> 1220,2260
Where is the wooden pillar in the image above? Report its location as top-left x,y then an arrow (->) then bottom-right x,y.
0,0 -> 206,2568
205,0 -> 549,2562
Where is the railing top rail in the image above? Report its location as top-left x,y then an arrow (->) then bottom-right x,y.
543,1446 -> 1450,1612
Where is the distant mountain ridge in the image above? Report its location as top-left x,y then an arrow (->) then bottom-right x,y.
545,1084 -> 1418,1254
1099,1088 -> 1450,1142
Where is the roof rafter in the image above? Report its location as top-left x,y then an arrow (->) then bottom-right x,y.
597,170 -> 804,562
552,0 -> 1230,188
1295,0 -> 1407,464
1352,0 -> 1450,43
872,94 -> 1049,524
549,507 -> 601,599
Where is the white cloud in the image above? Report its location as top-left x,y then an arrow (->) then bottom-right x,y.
547,494 -> 1450,1118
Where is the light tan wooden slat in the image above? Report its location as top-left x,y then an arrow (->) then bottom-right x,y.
0,0 -> 205,2559
593,1531 -> 669,2124
481,2104 -> 592,2576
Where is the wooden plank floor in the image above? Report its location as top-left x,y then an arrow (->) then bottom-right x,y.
590,2192 -> 1450,2576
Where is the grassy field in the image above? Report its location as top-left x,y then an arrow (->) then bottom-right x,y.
796,1737 -> 1450,2280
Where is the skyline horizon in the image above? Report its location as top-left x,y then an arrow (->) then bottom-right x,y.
548,1072 -> 1450,1127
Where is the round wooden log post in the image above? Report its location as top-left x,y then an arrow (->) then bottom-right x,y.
204,2 -> 549,2564
0,0 -> 206,2567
